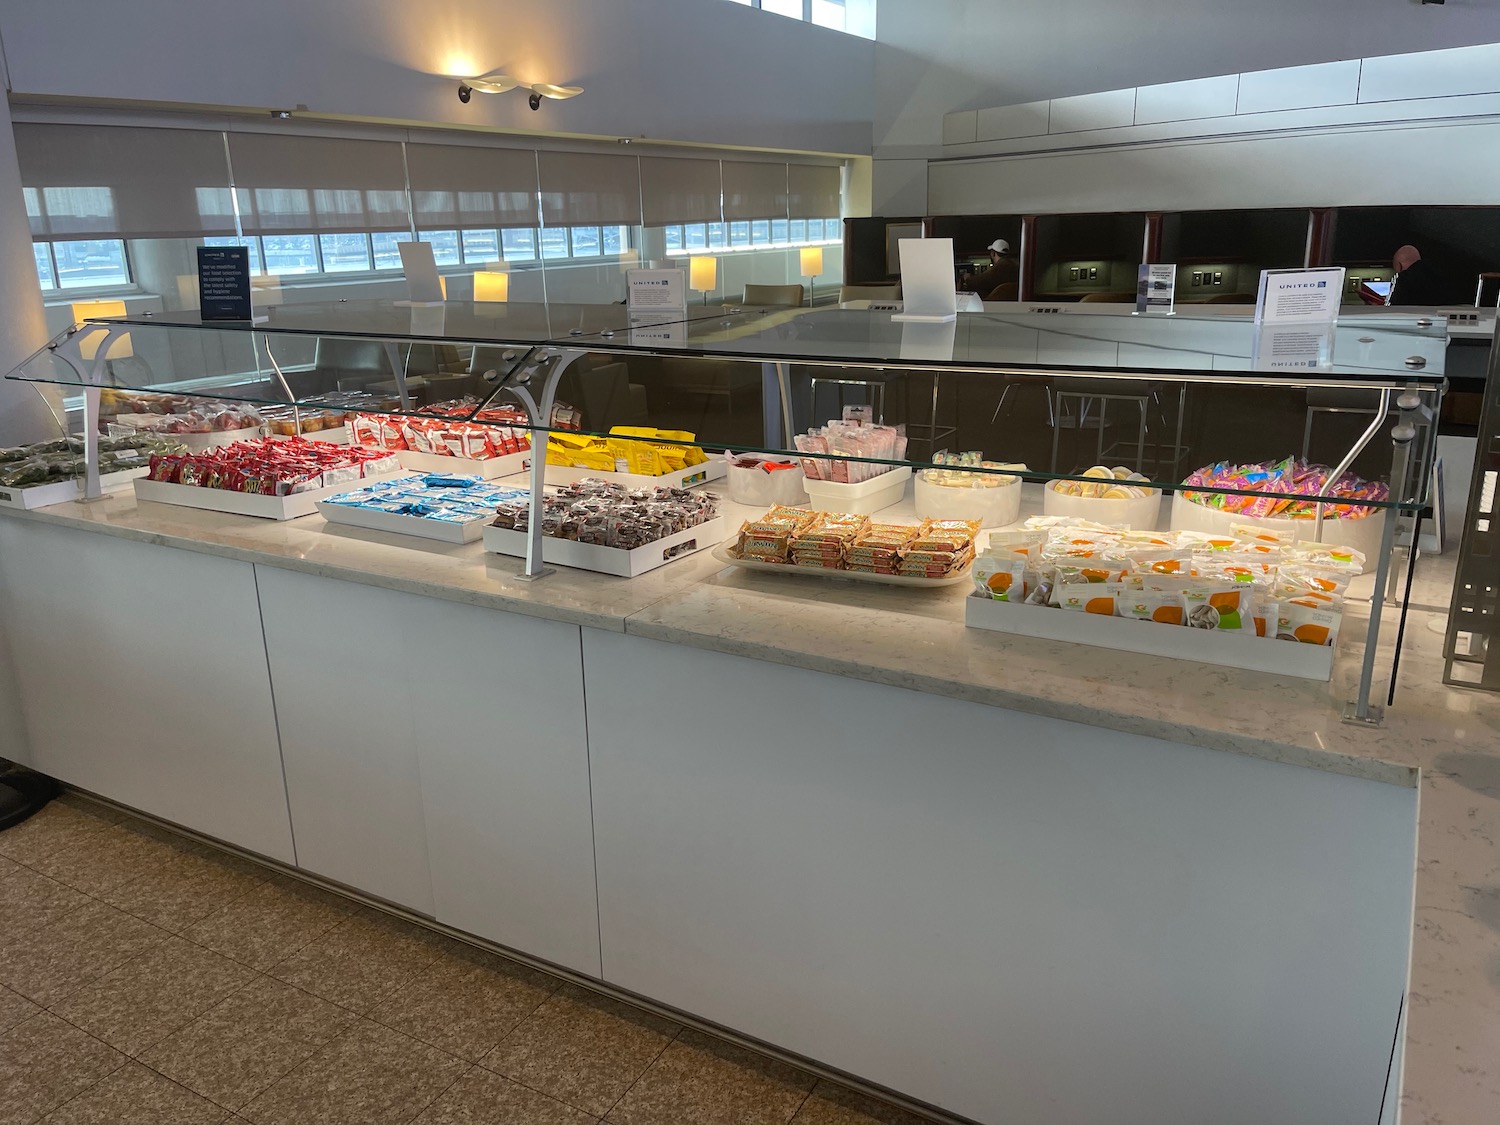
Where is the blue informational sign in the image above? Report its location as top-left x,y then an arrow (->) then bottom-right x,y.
196,246 -> 253,320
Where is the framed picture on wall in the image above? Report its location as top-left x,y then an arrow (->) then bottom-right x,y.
885,222 -> 924,276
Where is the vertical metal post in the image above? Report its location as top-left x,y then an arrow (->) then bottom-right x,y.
504,348 -> 581,582
1346,397 -> 1418,725
382,342 -> 412,412
51,324 -> 124,502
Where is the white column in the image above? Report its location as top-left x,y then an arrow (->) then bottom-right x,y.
0,95 -> 60,446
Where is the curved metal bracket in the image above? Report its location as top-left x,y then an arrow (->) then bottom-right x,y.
50,324 -> 130,501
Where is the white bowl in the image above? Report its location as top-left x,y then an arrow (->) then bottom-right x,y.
914,473 -> 1022,527
1169,493 -> 1387,573
1043,484 -> 1161,529
724,454 -> 809,507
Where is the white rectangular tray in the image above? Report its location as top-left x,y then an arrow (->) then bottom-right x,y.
964,594 -> 1335,680
134,471 -> 404,521
710,542 -> 974,588
542,458 -> 726,491
0,467 -> 146,510
316,493 -> 491,544
392,447 -> 531,480
483,516 -> 725,577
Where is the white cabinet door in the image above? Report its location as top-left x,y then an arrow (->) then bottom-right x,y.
584,628 -> 1416,1125
0,521 -> 294,862
256,567 -> 599,974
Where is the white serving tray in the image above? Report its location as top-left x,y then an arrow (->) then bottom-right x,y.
316,493 -> 492,544
711,542 -> 974,588
134,471 -> 405,521
483,516 -> 725,577
964,594 -> 1335,680
542,458 -> 726,491
0,467 -> 146,510
393,447 -> 531,479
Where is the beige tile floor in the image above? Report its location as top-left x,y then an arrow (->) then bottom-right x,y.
0,794 -> 939,1125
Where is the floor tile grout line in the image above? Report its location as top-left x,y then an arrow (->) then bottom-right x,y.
15,1044 -> 131,1125
396,1059 -> 478,1125
598,1024 -> 685,1121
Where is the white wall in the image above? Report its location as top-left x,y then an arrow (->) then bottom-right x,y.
929,118 -> 1500,215
874,0 -> 1500,151
0,0 -> 874,156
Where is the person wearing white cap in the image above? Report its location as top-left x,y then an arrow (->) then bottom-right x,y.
960,238 -> 1019,299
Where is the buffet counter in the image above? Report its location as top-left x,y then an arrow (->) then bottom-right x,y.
1,492 -> 1495,1124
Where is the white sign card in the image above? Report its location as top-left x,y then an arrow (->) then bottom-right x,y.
1251,325 -> 1336,372
1136,264 -> 1176,315
397,240 -> 445,305
898,320 -> 958,362
628,314 -> 686,345
627,269 -> 688,314
893,237 -> 958,323
1255,267 -> 1345,326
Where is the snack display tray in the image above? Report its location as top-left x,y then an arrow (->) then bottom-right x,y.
134,471 -> 406,521
393,447 -> 531,480
483,516 -> 725,577
0,467 -> 146,511
542,459 -> 726,491
316,491 -> 491,544
1168,493 -> 1387,574
963,594 -> 1335,681
710,542 -> 975,588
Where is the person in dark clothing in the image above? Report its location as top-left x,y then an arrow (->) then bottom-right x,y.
1388,245 -> 1447,306
961,239 -> 1020,299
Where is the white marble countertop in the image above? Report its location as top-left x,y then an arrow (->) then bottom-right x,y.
2,489 -> 1496,1121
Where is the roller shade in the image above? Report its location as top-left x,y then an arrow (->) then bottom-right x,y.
789,163 -> 841,220
228,133 -> 409,233
639,156 -> 722,226
722,160 -> 788,221
407,143 -> 539,230
14,123 -> 236,240
538,152 -> 643,227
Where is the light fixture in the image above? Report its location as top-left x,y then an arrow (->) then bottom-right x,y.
473,268 -> 510,303
800,246 -> 824,307
459,72 -> 521,102
528,83 -> 584,111
690,256 -> 718,305
458,72 -> 583,110
71,300 -> 132,361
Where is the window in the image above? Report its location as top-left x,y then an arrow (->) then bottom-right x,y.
810,0 -> 845,29
540,227 -> 569,260
319,233 -> 372,272
372,231 -> 412,270
420,229 -> 461,267
33,243 -> 55,290
203,236 -> 263,274
262,235 -> 318,275
49,239 -> 130,289
501,229 -> 537,262
725,0 -> 865,36
659,216 -> 834,258
461,228 -> 499,262
570,226 -> 601,258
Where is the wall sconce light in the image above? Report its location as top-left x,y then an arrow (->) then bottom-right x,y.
459,72 -> 583,110
689,256 -> 718,305
800,246 -> 824,307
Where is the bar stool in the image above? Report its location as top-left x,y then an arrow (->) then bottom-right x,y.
1050,381 -> 1154,473
808,370 -> 893,421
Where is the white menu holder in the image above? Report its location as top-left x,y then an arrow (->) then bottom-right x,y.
396,241 -> 446,306
893,237 -> 958,323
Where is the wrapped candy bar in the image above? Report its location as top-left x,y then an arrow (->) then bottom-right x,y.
1180,457 -> 1389,520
